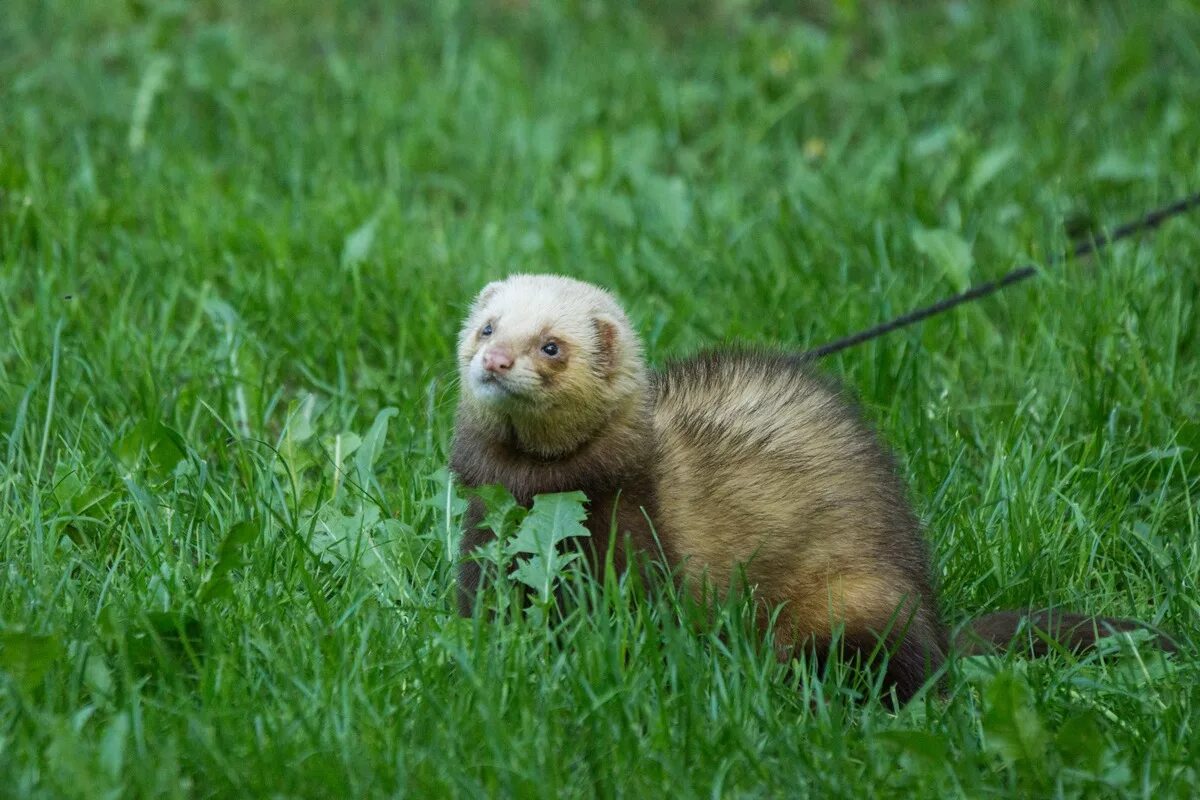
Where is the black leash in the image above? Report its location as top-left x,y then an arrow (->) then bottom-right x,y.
803,192 -> 1200,360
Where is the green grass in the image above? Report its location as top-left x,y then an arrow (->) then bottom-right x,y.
2,0 -> 1199,796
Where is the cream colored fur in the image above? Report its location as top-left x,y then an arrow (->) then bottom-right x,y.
457,274 -> 646,458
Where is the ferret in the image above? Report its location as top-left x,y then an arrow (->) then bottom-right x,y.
450,274 -> 1175,704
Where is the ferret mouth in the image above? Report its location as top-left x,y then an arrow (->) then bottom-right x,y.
471,372 -> 526,403
478,373 -> 508,390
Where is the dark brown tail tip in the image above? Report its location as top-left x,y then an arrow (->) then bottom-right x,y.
956,609 -> 1178,658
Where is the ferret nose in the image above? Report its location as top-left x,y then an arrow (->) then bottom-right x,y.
483,348 -> 514,373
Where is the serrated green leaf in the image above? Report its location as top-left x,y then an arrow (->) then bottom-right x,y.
474,483 -> 525,536
506,491 -> 590,558
320,503 -> 407,600
422,467 -> 469,518
512,552 -> 581,599
310,504 -> 380,562
505,491 -> 590,603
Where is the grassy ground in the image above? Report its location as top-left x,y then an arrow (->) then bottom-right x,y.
3,1 -> 1199,796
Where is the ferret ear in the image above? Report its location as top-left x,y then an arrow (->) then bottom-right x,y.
592,315 -> 621,378
471,281 -> 502,312
465,281 -> 504,319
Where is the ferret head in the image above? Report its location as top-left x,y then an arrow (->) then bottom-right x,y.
456,274 -> 647,457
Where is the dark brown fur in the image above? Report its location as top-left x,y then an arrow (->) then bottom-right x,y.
451,393 -> 669,616
958,610 -> 1178,658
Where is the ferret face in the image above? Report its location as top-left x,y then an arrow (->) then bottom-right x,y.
457,275 -> 644,419
459,299 -> 576,409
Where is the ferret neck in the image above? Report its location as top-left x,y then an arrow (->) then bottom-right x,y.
461,387 -> 651,467
451,388 -> 654,503
506,394 -> 647,461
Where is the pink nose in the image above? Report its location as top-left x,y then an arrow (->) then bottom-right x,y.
483,348 -> 514,373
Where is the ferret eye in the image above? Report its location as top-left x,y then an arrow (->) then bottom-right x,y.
480,324 -> 493,337
541,342 -> 559,357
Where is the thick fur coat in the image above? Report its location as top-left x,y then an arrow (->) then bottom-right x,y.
450,274 -> 1173,703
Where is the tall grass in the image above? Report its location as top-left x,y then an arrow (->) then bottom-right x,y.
2,1 -> 1198,796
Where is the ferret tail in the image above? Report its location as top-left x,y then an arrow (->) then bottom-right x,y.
954,609 -> 1178,657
